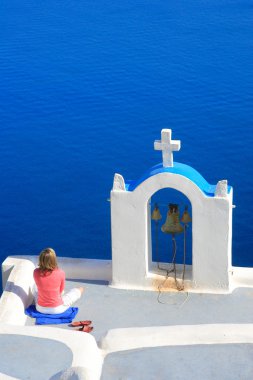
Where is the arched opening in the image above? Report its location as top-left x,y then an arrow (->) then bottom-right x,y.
147,188 -> 192,286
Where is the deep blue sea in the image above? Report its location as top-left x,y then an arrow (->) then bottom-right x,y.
0,1 -> 252,272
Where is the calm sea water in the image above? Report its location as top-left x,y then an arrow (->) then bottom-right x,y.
0,0 -> 252,272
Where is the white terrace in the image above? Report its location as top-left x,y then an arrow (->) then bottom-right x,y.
0,255 -> 253,379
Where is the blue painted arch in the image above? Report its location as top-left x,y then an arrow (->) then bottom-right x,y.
125,162 -> 231,197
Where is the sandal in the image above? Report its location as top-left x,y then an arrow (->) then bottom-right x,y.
70,320 -> 92,327
78,325 -> 94,333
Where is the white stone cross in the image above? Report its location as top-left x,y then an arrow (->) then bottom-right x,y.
154,129 -> 181,167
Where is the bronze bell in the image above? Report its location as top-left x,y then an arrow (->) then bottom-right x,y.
161,204 -> 183,234
151,203 -> 162,221
181,205 -> 191,224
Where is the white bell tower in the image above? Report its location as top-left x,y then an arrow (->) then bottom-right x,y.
110,130 -> 233,293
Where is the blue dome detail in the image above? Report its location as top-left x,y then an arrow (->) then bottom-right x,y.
125,162 -> 231,197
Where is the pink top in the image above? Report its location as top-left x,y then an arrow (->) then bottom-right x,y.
33,268 -> 65,307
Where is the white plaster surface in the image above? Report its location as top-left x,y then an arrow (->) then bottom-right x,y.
0,324 -> 103,380
100,323 -> 253,354
215,179 -> 228,197
0,258 -> 35,325
112,173 -> 125,191
1,257 -> 253,380
101,344 -> 253,380
231,266 -> 253,288
0,374 -> 19,380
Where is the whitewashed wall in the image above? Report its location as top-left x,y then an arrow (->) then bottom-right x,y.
111,172 -> 233,292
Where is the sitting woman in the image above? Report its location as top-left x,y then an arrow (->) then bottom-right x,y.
33,247 -> 84,314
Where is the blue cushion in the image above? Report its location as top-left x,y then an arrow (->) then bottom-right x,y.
25,305 -> 78,325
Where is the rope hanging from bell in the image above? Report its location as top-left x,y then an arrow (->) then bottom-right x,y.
151,203 -> 162,269
161,204 -> 184,290
181,206 -> 191,284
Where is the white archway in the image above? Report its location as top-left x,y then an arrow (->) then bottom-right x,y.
111,171 -> 233,292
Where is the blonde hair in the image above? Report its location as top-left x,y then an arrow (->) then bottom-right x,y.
38,248 -> 58,273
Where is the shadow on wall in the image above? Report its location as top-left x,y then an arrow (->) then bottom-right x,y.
4,281 -> 32,308
0,334 -> 73,380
